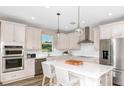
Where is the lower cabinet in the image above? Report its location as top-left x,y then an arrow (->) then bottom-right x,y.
1,59 -> 35,84
80,71 -> 112,86
1,70 -> 25,84
24,59 -> 35,77
100,71 -> 113,86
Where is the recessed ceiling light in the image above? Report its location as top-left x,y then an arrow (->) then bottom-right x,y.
31,17 -> 35,20
45,6 -> 50,8
108,13 -> 113,16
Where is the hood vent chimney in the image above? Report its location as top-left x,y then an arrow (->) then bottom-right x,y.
78,26 -> 94,44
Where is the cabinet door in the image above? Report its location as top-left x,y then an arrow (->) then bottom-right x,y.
33,29 -> 41,50
26,27 -> 41,50
111,22 -> 123,38
1,21 -> 14,42
89,28 -> 94,41
68,33 -> 80,49
100,24 -> 112,39
121,22 -> 124,37
1,70 -> 25,82
93,27 -> 100,50
57,33 -> 68,50
80,29 -> 85,41
25,59 -> 35,77
14,23 -> 25,43
26,27 -> 34,49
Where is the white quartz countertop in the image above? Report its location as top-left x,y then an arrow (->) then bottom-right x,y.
47,55 -> 99,64
45,60 -> 114,79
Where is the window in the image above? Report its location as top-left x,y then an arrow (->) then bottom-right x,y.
41,34 -> 53,52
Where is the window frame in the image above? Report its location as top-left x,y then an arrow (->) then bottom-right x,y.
41,34 -> 54,53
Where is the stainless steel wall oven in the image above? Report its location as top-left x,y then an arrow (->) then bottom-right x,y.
2,56 -> 24,73
1,42 -> 24,73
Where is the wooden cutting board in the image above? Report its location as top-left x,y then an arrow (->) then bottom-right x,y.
65,59 -> 83,66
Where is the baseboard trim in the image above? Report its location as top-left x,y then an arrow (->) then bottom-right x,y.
1,75 -> 34,85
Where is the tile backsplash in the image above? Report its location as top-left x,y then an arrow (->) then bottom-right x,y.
71,43 -> 99,57
25,43 -> 99,58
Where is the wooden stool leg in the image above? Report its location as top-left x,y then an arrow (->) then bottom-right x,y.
42,76 -> 46,86
49,78 -> 53,86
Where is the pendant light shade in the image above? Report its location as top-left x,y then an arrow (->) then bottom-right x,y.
57,13 -> 60,37
75,6 -> 82,33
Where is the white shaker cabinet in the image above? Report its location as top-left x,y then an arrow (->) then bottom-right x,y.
57,33 -> 80,50
1,21 -> 14,42
1,70 -> 25,84
24,59 -> 35,77
14,23 -> 26,43
57,33 -> 68,50
0,20 -> 26,43
68,32 -> 80,50
100,21 -> 124,39
92,27 -> 100,50
89,28 -> 94,41
26,27 -> 41,50
99,24 -> 112,39
111,21 -> 124,38
33,29 -> 42,50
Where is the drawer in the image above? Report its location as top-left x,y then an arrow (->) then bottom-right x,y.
2,70 -> 25,82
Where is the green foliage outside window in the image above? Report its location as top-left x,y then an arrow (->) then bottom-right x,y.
41,35 -> 53,52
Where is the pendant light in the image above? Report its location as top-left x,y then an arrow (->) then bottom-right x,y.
57,13 -> 60,37
75,6 -> 82,33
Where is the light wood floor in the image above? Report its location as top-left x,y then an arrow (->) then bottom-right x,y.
1,75 -> 49,86
0,75 -> 116,86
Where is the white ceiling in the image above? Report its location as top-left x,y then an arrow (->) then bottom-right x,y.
0,6 -> 124,32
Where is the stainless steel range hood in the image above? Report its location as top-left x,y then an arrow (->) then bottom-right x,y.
78,26 -> 94,44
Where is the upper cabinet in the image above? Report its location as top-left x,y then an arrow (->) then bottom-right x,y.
92,27 -> 100,50
57,33 -> 68,50
99,21 -> 124,39
0,20 -> 26,44
111,21 -> 124,38
14,23 -> 26,44
68,32 -> 80,50
89,28 -> 94,41
57,32 -> 80,50
99,24 -> 112,39
26,27 -> 41,50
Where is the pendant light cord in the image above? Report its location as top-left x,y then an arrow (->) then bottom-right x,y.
78,6 -> 80,28
57,13 -> 60,33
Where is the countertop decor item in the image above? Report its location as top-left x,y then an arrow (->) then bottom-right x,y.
65,59 -> 83,66
63,50 -> 69,55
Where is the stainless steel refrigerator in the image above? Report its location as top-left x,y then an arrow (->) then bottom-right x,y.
100,38 -> 124,85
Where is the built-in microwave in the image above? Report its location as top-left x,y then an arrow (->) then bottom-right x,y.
2,45 -> 24,57
2,56 -> 24,73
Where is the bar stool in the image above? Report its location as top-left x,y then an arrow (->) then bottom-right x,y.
42,62 -> 55,86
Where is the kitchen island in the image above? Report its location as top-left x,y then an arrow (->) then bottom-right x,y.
45,57 -> 113,86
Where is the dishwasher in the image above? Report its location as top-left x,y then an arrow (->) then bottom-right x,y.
35,58 -> 47,76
